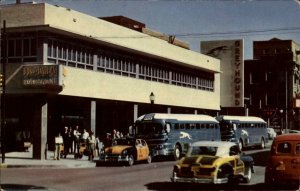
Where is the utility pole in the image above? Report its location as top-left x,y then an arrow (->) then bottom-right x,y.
1,20 -> 6,164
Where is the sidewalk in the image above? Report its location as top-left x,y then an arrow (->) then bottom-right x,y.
0,147 -> 97,168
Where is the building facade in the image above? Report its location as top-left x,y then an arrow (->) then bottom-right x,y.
201,40 -> 245,115
245,38 -> 300,131
0,2 -> 220,159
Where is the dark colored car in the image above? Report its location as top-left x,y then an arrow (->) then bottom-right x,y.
265,134 -> 300,187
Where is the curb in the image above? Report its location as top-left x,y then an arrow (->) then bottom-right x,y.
0,163 -> 7,168
0,161 -> 97,169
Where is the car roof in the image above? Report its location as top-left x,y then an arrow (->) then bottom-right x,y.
190,141 -> 237,157
274,133 -> 300,141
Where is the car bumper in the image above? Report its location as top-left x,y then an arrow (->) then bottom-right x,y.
171,173 -> 228,184
99,155 -> 129,163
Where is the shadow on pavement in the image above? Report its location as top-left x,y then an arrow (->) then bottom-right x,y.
247,149 -> 270,167
145,182 -> 299,191
1,184 -> 56,191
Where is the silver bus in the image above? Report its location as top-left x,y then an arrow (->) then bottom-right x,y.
216,115 -> 268,151
132,113 -> 221,160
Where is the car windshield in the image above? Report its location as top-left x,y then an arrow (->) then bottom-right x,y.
190,146 -> 218,156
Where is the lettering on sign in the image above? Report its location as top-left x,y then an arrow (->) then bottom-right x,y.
234,41 -> 242,106
23,65 -> 59,87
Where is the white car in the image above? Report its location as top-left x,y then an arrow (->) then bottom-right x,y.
267,128 -> 277,139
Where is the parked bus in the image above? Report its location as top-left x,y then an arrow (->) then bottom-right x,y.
216,115 -> 268,151
131,113 -> 221,160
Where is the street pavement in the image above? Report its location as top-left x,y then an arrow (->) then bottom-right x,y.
0,140 -> 274,169
0,147 -> 96,169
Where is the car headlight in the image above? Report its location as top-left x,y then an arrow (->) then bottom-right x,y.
122,149 -> 128,155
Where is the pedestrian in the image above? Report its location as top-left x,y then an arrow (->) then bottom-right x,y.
73,125 -> 81,154
96,136 -> 104,156
82,128 -> 89,143
54,132 -> 63,160
113,129 -> 118,139
62,126 -> 72,158
69,126 -> 74,153
88,131 -> 96,161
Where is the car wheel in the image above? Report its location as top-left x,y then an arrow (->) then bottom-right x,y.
244,167 -> 252,183
174,145 -> 181,161
128,155 -> 134,166
264,177 -> 274,185
146,155 -> 152,164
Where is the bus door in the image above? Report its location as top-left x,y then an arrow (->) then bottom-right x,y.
239,124 -> 250,146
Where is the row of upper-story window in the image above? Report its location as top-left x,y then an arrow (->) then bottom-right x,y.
2,35 -> 214,91
47,38 -> 214,91
249,70 -> 299,85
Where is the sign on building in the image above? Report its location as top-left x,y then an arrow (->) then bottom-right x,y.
201,40 -> 244,107
22,65 -> 61,88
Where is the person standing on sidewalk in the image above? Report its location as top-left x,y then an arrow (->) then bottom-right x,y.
62,126 -> 72,158
88,131 -> 96,161
73,125 -> 81,155
54,132 -> 63,160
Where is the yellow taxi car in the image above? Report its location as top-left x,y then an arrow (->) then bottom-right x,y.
171,141 -> 254,184
99,137 -> 151,166
265,133 -> 300,187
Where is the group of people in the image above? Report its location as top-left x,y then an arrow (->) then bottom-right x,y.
54,125 -> 103,160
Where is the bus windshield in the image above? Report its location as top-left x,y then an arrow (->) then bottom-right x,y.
135,123 -> 165,135
219,122 -> 236,140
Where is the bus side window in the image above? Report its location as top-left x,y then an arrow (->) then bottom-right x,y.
201,124 -> 205,129
175,124 -> 179,130
180,124 -> 185,130
190,124 -> 195,129
186,124 -> 190,130
206,124 -> 210,129
196,124 -> 200,129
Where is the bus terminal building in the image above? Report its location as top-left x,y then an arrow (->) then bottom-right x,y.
0,2 -> 220,159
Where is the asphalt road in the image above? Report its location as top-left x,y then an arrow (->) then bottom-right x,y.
1,145 -> 299,191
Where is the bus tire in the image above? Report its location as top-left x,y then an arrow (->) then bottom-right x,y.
238,139 -> 244,151
260,138 -> 265,149
174,145 -> 181,161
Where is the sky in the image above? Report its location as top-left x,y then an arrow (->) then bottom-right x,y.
3,0 -> 300,59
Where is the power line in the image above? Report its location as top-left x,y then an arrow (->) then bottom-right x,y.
89,26 -> 300,40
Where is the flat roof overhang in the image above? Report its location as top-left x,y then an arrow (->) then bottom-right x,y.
4,25 -> 220,74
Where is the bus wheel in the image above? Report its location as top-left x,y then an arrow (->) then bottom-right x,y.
260,138 -> 265,149
174,145 -> 181,161
238,139 -> 244,151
